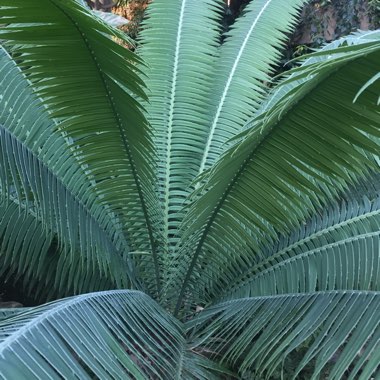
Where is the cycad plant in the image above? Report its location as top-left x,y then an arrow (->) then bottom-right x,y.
0,0 -> 379,378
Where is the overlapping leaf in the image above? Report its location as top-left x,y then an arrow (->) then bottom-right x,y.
173,33 -> 380,312
0,0 -> 162,295
188,291 -> 380,379
0,48 -> 138,296
0,291 -> 184,379
0,290 -> 224,379
215,172 -> 380,302
0,126 -> 135,294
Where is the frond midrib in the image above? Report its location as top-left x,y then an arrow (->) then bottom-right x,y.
203,289 -> 380,307
163,0 -> 187,247
197,0 -> 274,175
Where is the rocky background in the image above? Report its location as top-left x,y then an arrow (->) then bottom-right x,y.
88,0 -> 379,52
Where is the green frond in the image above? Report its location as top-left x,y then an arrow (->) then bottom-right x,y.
0,290 -> 185,379
254,29 -> 380,119
0,47 -> 130,250
0,48 -> 144,297
0,289 -> 227,379
188,291 -> 380,379
216,172 -> 380,301
0,126 -> 136,295
137,0 -> 223,250
172,33 -> 380,312
198,0 -> 307,174
0,0 -> 162,294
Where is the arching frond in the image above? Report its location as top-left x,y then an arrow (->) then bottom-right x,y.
198,0 -> 307,173
188,291 -> 380,379
254,29 -> 380,119
0,291 -> 185,379
0,47 -> 130,250
0,290 -> 223,379
216,173 -> 380,301
0,0 -> 162,294
172,33 -> 380,312
137,0 -> 223,250
0,126 -> 135,294
0,48 -> 141,297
